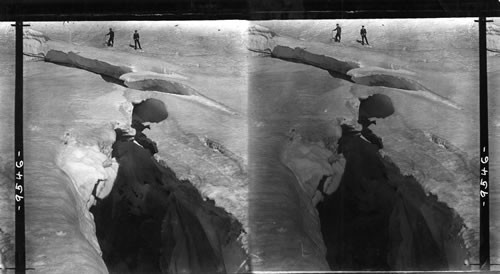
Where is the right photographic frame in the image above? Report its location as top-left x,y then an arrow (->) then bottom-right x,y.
248,17 -> 486,272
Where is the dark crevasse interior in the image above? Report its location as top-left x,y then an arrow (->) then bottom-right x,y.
316,126 -> 468,271
89,101 -> 247,273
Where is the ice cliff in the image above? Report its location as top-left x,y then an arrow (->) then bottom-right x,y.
23,29 -> 49,60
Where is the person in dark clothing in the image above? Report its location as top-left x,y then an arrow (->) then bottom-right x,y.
360,26 -> 369,46
332,24 -> 341,42
105,28 -> 114,47
133,30 -> 142,50
358,117 -> 383,150
358,117 -> 376,128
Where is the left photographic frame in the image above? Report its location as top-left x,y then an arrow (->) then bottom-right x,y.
0,21 -> 16,271
16,20 -> 250,273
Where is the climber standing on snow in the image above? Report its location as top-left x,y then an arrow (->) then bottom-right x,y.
133,30 -> 142,50
105,28 -> 114,47
360,26 -> 369,46
332,23 -> 341,42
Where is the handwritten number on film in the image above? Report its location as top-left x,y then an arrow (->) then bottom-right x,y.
15,151 -> 23,210
480,147 -> 488,206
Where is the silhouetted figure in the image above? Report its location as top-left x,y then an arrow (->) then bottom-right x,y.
358,117 -> 383,149
131,119 -> 151,133
105,28 -> 114,47
130,120 -> 157,155
133,30 -> 142,50
333,24 -> 341,42
360,26 -> 369,46
361,127 -> 384,149
358,117 -> 376,127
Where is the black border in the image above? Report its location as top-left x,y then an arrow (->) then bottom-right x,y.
14,20 -> 25,274
2,11 -> 500,21
478,16 -> 491,271
4,0 -> 500,272
0,0 -> 500,21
